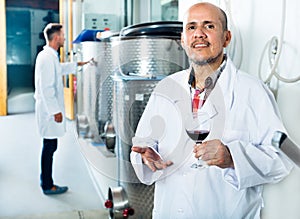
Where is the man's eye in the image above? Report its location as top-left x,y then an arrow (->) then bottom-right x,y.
206,24 -> 215,29
187,26 -> 196,30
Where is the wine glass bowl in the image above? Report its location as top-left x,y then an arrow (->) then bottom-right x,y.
186,129 -> 210,144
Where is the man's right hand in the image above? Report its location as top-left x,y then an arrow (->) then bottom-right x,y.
54,112 -> 63,123
132,146 -> 173,172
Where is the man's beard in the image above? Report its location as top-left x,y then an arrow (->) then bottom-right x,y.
190,51 -> 224,66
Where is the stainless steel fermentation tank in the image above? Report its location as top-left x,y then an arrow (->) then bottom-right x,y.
76,39 -> 114,145
76,21 -> 189,218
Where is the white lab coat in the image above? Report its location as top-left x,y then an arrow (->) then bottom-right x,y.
34,45 -> 76,138
130,58 -> 293,219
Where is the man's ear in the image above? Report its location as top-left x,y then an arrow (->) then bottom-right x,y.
223,30 -> 232,47
180,32 -> 184,46
52,32 -> 59,41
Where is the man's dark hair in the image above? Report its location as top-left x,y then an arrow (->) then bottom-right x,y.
43,23 -> 63,42
219,8 -> 228,31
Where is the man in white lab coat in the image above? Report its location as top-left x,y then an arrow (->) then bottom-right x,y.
34,23 -> 91,195
131,2 -> 293,218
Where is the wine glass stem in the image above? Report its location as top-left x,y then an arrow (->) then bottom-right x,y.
195,140 -> 207,168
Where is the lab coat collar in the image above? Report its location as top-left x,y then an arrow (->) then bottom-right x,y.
43,45 -> 60,59
185,56 -> 237,113
213,57 -> 237,110
155,57 -> 237,116
197,58 -> 237,140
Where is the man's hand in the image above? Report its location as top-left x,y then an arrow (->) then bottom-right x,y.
193,139 -> 234,169
132,146 -> 173,172
54,112 -> 63,123
78,58 -> 96,66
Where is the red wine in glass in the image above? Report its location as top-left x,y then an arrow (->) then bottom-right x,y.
185,111 -> 212,169
186,130 -> 210,143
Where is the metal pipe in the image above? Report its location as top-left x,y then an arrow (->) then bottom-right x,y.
272,131 -> 300,168
0,0 -> 7,116
59,0 -> 65,62
124,0 -> 128,27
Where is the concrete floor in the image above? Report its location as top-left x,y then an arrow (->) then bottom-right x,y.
0,112 -> 109,219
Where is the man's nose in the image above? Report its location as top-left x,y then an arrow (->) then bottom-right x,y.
193,27 -> 206,38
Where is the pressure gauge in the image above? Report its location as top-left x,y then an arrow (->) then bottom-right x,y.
161,1 -> 178,21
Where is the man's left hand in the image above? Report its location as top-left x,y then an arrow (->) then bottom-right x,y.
193,139 -> 234,169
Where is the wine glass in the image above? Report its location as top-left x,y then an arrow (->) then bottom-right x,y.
185,111 -> 211,169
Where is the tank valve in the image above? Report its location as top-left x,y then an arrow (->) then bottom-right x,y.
104,186 -> 134,218
76,114 -> 91,138
102,121 -> 116,153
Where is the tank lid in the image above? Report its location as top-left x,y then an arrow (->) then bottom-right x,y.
120,21 -> 183,39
